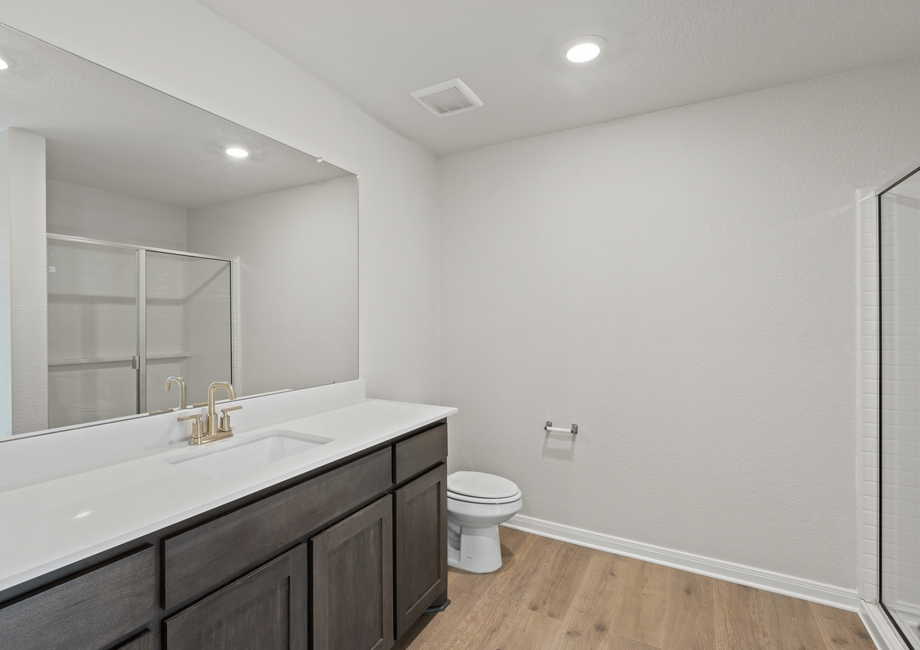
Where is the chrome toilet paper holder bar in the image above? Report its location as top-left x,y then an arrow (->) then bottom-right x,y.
545,421 -> 578,435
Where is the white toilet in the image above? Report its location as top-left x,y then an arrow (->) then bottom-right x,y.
447,471 -> 523,573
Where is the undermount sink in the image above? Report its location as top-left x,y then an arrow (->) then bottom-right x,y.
166,430 -> 333,478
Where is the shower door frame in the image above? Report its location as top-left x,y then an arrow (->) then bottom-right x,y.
47,233 -> 233,415
877,164 -> 920,650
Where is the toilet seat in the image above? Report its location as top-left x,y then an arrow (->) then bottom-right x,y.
448,471 -> 519,500
447,490 -> 522,505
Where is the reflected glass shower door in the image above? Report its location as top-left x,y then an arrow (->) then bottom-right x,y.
47,237 -> 233,427
145,252 -> 231,412
881,167 -> 920,648
47,239 -> 139,428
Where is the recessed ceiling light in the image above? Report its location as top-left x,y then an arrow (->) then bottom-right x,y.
225,147 -> 249,158
0,55 -> 16,71
561,36 -> 606,63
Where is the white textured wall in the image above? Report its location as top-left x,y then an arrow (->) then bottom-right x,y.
46,180 -> 188,251
1,129 -> 48,434
0,0 -> 440,405
439,58 -> 920,590
188,176 -> 357,395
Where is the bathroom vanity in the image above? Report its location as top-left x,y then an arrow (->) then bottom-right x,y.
0,381 -> 454,650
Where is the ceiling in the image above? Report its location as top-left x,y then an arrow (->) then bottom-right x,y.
0,23 -> 351,209
198,0 -> 920,156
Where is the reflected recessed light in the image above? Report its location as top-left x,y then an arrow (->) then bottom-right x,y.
562,36 -> 606,63
225,147 -> 249,158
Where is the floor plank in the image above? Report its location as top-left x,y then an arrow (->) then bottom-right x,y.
521,537 -> 592,621
810,601 -> 877,650
758,587 -> 830,650
490,607 -> 564,650
714,580 -> 769,650
608,559 -> 713,650
400,530 -> 875,650
553,552 -> 622,650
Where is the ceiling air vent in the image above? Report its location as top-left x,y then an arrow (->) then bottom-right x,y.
410,78 -> 483,117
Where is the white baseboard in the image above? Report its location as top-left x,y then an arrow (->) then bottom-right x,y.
860,600 -> 912,650
502,514 -> 859,612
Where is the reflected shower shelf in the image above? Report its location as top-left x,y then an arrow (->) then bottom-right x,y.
48,352 -> 190,367
147,352 -> 191,361
48,355 -> 134,367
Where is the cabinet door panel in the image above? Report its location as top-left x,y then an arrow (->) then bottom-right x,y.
395,464 -> 448,637
312,495 -> 393,650
165,545 -> 307,650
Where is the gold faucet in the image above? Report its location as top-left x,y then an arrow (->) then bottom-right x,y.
165,376 -> 186,409
178,381 -> 242,445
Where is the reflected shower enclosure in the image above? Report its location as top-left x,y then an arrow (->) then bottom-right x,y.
47,236 -> 232,428
880,166 -> 920,648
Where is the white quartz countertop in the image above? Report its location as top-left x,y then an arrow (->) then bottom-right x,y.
0,397 -> 456,593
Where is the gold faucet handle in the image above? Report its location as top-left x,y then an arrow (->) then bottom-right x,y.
219,405 -> 242,432
178,413 -> 204,443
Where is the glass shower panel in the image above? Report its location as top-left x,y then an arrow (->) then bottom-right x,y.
145,252 -> 231,412
881,168 -> 920,648
47,239 -> 138,428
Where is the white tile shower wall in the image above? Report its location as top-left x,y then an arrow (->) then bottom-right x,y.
860,190 -> 880,603
187,259 -> 231,405
145,253 -> 189,412
879,189 -> 920,616
47,241 -> 137,427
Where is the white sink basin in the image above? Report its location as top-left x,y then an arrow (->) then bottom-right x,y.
166,430 -> 333,478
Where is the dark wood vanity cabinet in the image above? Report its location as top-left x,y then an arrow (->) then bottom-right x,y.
0,420 -> 448,650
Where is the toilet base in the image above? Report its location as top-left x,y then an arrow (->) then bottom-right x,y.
447,522 -> 503,574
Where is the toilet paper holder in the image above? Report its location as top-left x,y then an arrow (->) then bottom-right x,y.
545,421 -> 578,435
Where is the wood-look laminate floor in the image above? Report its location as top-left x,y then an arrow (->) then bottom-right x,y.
395,529 -> 875,650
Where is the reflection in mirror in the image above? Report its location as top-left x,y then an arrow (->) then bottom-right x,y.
0,22 -> 358,437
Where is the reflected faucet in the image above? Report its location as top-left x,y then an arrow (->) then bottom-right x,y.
165,376 -> 186,410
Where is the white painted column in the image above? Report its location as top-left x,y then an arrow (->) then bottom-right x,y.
0,128 -> 48,434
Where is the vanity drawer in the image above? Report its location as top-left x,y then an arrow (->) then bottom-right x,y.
164,447 -> 392,609
394,423 -> 447,484
0,545 -> 155,650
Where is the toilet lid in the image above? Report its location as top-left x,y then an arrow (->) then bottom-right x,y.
448,471 -> 520,500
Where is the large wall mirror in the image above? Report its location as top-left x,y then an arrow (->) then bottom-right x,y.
0,23 -> 358,437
